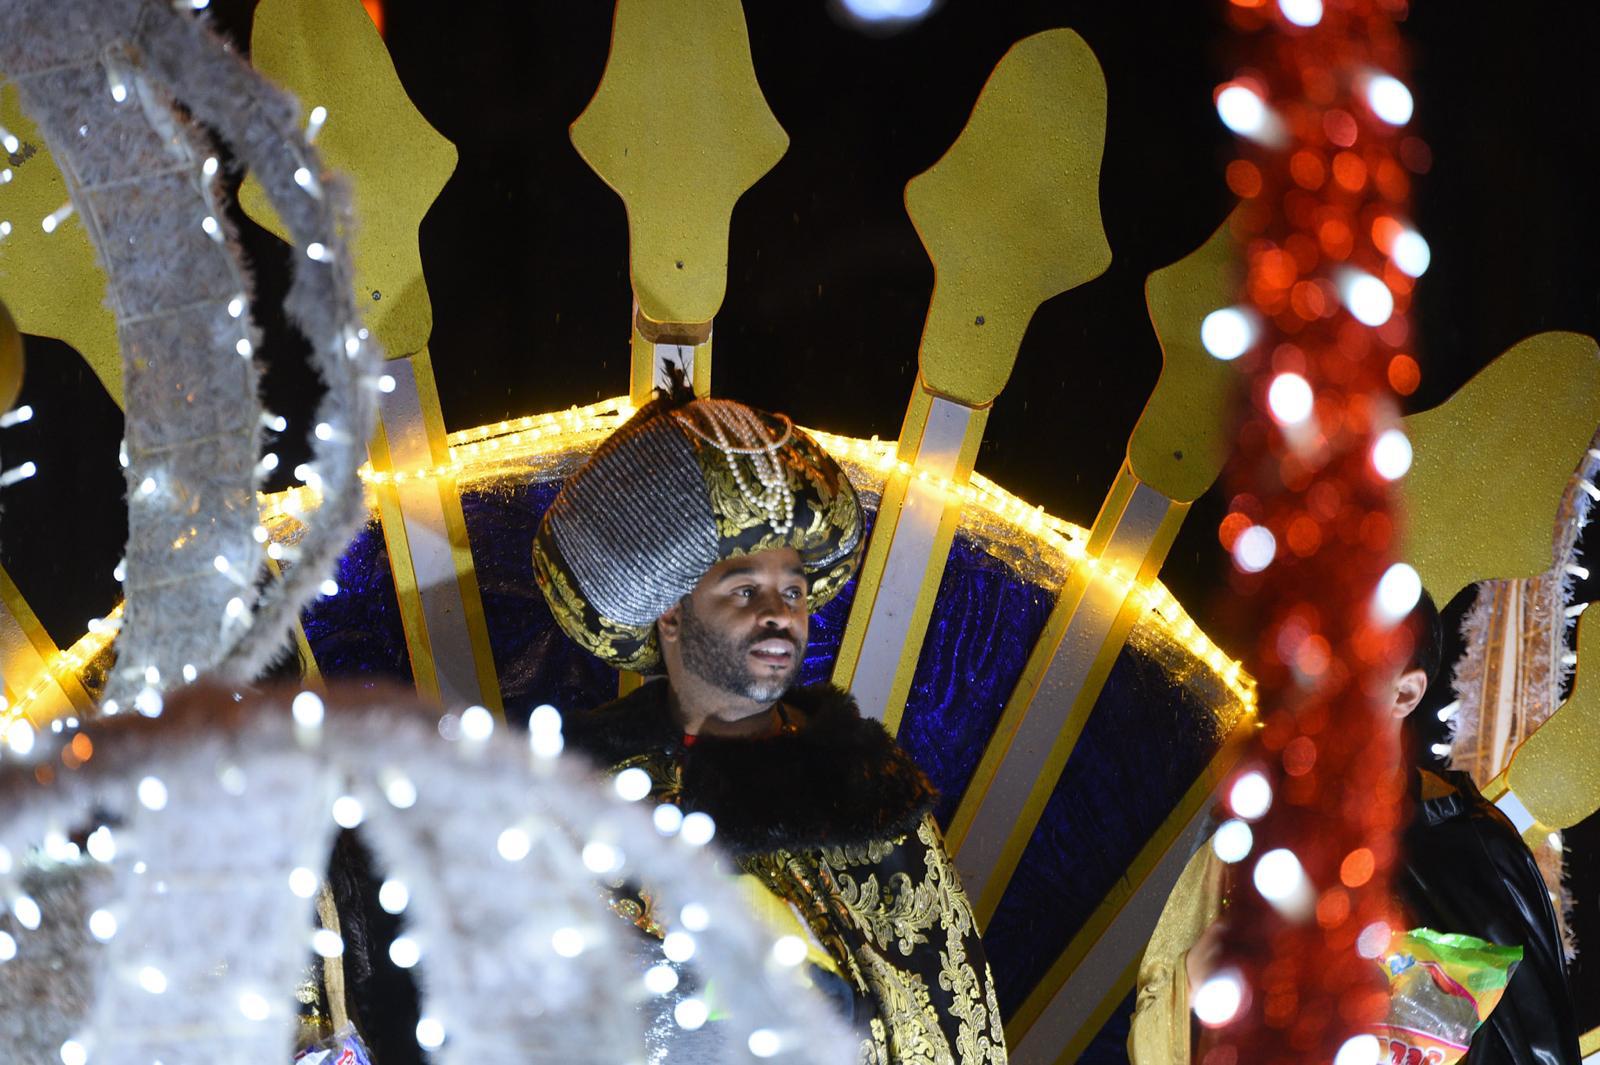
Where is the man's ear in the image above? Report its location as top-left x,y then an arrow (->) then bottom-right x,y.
657,602 -> 682,644
1392,668 -> 1429,720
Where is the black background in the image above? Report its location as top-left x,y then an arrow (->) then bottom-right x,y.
2,0 -> 1595,1044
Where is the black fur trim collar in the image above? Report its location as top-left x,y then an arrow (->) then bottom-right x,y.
562,680 -> 937,856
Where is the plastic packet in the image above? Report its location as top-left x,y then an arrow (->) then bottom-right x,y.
293,1025 -> 375,1065
1371,927 -> 1522,1065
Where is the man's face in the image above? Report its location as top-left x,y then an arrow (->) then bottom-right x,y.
665,548 -> 809,706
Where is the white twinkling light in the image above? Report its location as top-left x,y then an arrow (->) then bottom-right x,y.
1371,428 -> 1413,480
615,766 -> 653,802
306,241 -> 328,261
1341,271 -> 1395,326
551,927 -> 585,958
134,687 -> 163,718
1232,525 -> 1277,574
0,130 -> 17,154
1278,0 -> 1322,26
137,776 -> 168,811
313,421 -> 334,441
1375,562 -> 1423,621
416,1018 -> 445,1049
383,772 -> 417,809
653,804 -> 684,836
86,827 -> 116,863
88,909 -> 118,942
182,663 -> 198,682
582,841 -> 621,874
225,597 -> 246,620
749,1029 -> 782,1058
291,690 -> 325,728
219,764 -> 247,795
226,295 -> 245,318
4,718 -> 34,756
680,903 -> 710,932
1335,1034 -> 1382,1065
1253,848 -> 1305,902
498,827 -> 532,862
235,338 -> 253,358
379,879 -> 410,915
265,413 -> 288,433
0,930 -> 15,960
390,936 -> 422,968
1548,831 -> 1564,853
1267,373 -> 1314,425
1357,920 -> 1393,959
674,998 -> 710,1031
1230,771 -> 1273,820
1392,229 -> 1431,277
139,965 -> 168,994
0,404 -> 32,427
1212,819 -> 1254,864
211,555 -> 230,575
12,895 -> 39,930
311,929 -> 345,958
460,705 -> 494,741
773,935 -> 808,967
293,167 -> 313,188
200,215 -> 220,237
1193,969 -> 1245,1026
331,795 -> 364,829
681,812 -> 716,847
662,931 -> 697,963
644,963 -> 679,995
139,476 -> 157,496
1200,307 -> 1255,361
1430,741 -> 1453,758
288,867 -> 319,899
378,374 -> 397,393
59,1040 -> 87,1065
1366,74 -> 1414,126
1436,700 -> 1459,722
319,578 -> 339,597
202,156 -> 220,178
238,990 -> 270,1022
1216,84 -> 1270,137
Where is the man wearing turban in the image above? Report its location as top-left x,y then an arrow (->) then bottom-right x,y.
534,392 -> 1007,1064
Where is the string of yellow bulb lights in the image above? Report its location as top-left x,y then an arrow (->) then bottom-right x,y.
0,400 -> 1253,736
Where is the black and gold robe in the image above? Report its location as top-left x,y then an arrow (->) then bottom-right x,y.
563,679 -> 1008,1065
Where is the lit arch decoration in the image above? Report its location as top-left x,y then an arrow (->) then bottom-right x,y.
0,0 -> 1595,1061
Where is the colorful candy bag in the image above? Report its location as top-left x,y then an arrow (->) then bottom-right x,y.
293,1025 -> 374,1065
1372,928 -> 1522,1065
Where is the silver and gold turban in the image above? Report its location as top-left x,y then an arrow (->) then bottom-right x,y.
533,396 -> 865,671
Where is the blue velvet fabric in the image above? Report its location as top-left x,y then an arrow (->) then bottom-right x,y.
895,536 -> 1055,827
1078,990 -> 1136,1065
983,641 -> 1230,1019
298,474 -> 1217,1021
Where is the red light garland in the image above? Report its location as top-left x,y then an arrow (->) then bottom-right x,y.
1204,2 -> 1429,1064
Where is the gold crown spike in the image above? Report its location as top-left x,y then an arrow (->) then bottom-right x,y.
0,292 -> 21,417
572,0 -> 787,403
0,86 -> 119,405
1401,331 -> 1600,605
1502,607 -> 1600,833
832,29 -> 1111,728
244,0 -> 500,712
947,218 -> 1242,931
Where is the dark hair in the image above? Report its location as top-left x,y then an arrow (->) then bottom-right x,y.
1406,588 -> 1442,685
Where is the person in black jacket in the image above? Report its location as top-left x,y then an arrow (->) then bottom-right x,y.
1391,592 -> 1580,1065
1130,592 -> 1580,1065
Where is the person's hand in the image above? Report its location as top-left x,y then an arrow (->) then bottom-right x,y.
1185,919 -> 1227,1006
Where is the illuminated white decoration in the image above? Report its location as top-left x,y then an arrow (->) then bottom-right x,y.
0,688 -> 852,1063
0,0 -> 379,707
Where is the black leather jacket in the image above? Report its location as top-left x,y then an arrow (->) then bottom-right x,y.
1396,769 -> 1581,1065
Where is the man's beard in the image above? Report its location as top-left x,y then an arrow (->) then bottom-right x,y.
677,600 -> 803,705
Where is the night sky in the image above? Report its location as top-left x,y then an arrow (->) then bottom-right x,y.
2,0 -> 1596,1039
